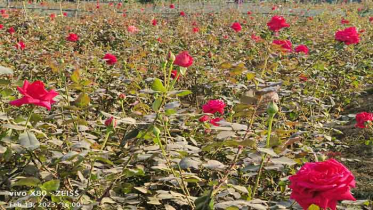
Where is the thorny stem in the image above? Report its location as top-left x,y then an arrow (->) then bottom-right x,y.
24,106 -> 35,129
100,130 -> 112,150
252,113 -> 275,198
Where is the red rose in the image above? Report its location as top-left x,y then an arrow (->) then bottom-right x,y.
63,12 -> 67,17
117,2 -> 122,8
272,6 -> 276,10
180,11 -> 185,17
105,116 -> 117,127
169,4 -> 175,9
0,24 -> 3,29
267,16 -> 290,32
247,11 -> 252,15
50,13 -> 56,20
202,100 -> 226,115
0,9 -> 6,14
7,27 -> 15,34
193,27 -> 199,33
289,159 -> 356,210
370,17 -> 373,22
335,27 -> 359,45
308,17 -> 313,21
199,115 -> 210,122
295,45 -> 309,55
10,80 -> 59,110
341,18 -> 349,24
171,70 -> 180,80
210,118 -> 223,126
355,112 -> 373,128
251,34 -> 261,42
15,41 -> 25,50
66,33 -> 79,42
173,51 -> 193,68
231,22 -> 242,32
272,40 -> 292,52
103,53 -> 117,65
152,19 -> 157,26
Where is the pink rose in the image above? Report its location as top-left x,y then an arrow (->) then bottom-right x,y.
335,27 -> 360,45
295,45 -> 309,55
173,51 -> 193,68
289,159 -> 356,210
202,100 -> 226,115
267,16 -> 290,32
10,80 -> 59,110
355,112 -> 373,128
231,22 -> 242,32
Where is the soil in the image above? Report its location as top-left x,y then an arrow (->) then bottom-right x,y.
336,90 -> 373,201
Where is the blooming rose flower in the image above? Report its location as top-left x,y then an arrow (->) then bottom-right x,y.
15,41 -> 25,50
127,25 -> 139,33
0,9 -> 6,14
199,115 -> 210,122
96,4 -> 100,9
10,80 -> 59,110
247,11 -> 252,15
251,34 -> 262,42
289,159 -> 356,210
355,112 -> 373,128
157,37 -> 162,43
0,24 -> 3,29
108,2 -> 113,6
341,18 -> 349,24
272,40 -> 292,52
267,16 -> 290,32
105,116 -> 117,127
308,17 -> 313,21
180,11 -> 185,16
202,100 -> 226,115
370,17 -> 373,22
50,13 -> 56,20
7,27 -> 15,34
295,45 -> 309,55
152,19 -> 157,26
103,53 -> 117,65
231,22 -> 242,32
335,27 -> 359,45
272,6 -> 277,10
66,33 -> 79,42
63,12 -> 67,17
171,70 -> 180,80
173,51 -> 193,68
210,117 -> 223,126
117,2 -> 122,8
169,4 -> 175,9
193,27 -> 199,33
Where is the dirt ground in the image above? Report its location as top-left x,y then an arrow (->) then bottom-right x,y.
337,90 -> 373,201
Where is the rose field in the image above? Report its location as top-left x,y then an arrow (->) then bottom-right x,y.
1,0 -> 373,209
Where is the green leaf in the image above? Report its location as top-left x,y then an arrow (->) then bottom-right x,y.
19,131 -> 40,150
70,69 -> 81,83
0,79 -> 11,86
0,66 -> 13,75
152,97 -> 162,111
95,157 -> 114,165
74,93 -> 90,107
13,177 -> 41,187
179,67 -> 187,75
195,195 -> 213,210
0,89 -> 12,97
165,109 -> 177,115
42,180 -> 60,192
151,78 -> 166,92
176,90 -> 192,97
